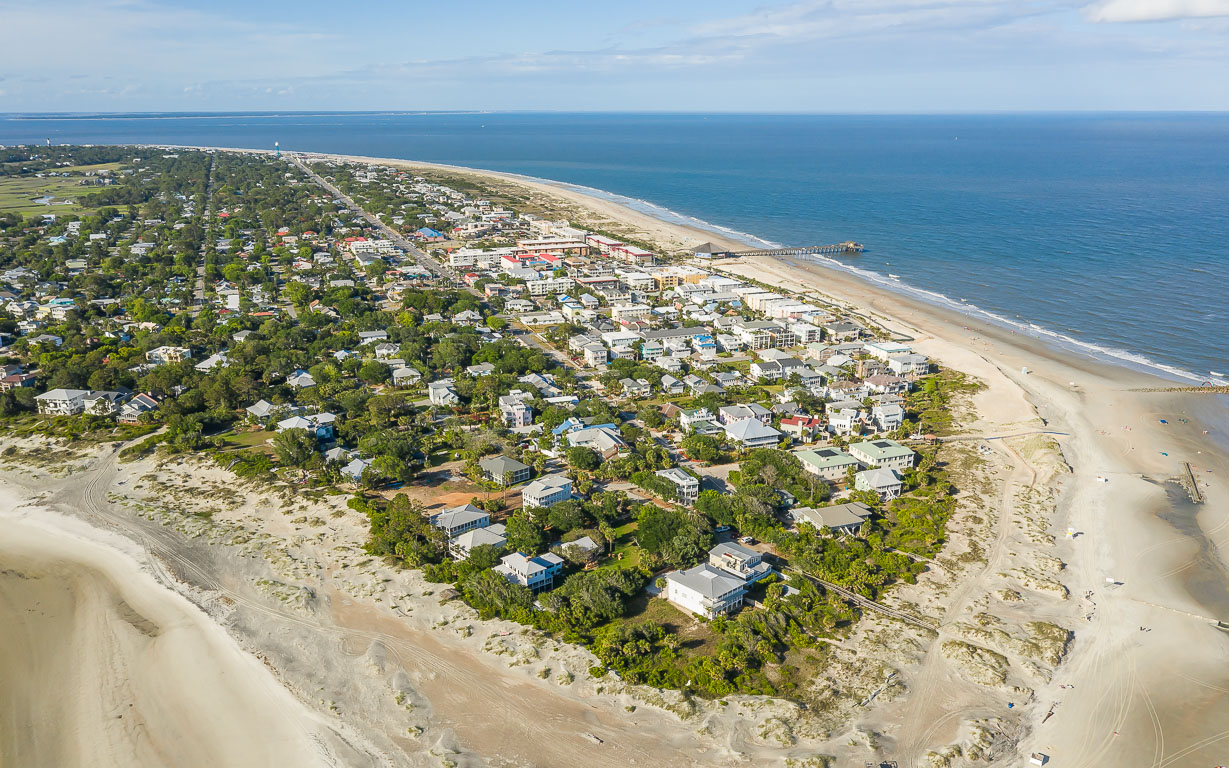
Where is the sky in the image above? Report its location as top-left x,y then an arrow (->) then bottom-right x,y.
2,0 -> 1228,112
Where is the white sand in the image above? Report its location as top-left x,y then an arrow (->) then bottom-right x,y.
0,495 -> 340,768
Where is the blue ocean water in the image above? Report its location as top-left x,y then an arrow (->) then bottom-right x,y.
2,111 -> 1226,383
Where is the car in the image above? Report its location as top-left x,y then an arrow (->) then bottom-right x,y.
739,536 -> 755,545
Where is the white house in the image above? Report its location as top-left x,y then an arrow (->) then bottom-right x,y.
287,369 -> 316,389
795,447 -> 860,482
429,503 -> 491,538
723,417 -> 783,449
494,551 -> 565,592
146,345 -> 192,365
656,467 -> 700,506
708,542 -> 772,583
428,379 -> 460,406
848,439 -> 916,470
451,524 -> 507,560
663,564 -> 747,619
35,388 -> 88,415
855,468 -> 904,500
521,474 -> 572,508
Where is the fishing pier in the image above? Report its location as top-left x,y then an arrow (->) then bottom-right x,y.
722,241 -> 865,257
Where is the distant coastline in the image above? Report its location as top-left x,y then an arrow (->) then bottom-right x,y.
138,141 -> 1225,388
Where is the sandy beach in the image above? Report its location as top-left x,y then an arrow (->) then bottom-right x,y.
3,146 -> 1228,766
0,493 -> 350,768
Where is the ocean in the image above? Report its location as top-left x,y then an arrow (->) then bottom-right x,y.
2,111 -> 1226,383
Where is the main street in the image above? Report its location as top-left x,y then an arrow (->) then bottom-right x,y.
286,155 -> 453,283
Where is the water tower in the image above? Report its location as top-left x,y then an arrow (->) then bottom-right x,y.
275,141 -> 280,158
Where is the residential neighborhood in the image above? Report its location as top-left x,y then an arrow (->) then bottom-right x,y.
0,145 -> 962,702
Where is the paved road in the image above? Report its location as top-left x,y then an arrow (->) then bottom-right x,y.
190,155 -> 216,316
286,156 -> 454,283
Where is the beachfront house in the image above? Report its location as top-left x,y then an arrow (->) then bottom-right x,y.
429,504 -> 491,539
35,388 -> 89,415
663,564 -> 747,619
451,524 -> 507,560
849,439 -> 916,470
855,468 -> 904,501
708,542 -> 773,583
790,502 -> 871,536
795,447 -> 861,482
494,552 -> 565,592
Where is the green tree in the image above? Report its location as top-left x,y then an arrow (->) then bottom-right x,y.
273,427 -> 317,467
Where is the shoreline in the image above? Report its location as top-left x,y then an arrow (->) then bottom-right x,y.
0,493 -> 351,767
138,142 -> 1220,388
3,143 -> 1227,764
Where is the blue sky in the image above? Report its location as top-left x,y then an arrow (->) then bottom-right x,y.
2,0 -> 1228,112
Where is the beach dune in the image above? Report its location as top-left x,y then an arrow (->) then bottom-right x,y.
0,504 -> 336,768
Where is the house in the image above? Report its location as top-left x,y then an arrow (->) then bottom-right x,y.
0,371 -> 38,391
194,351 -> 228,372
619,378 -> 651,398
679,407 -> 715,432
498,393 -> 534,427
723,417 -> 783,449
660,374 -> 684,395
494,551 -> 565,592
663,564 -> 747,619
358,330 -> 389,345
796,447 -> 861,481
429,503 -> 491,538
479,455 -> 532,486
521,474 -> 572,508
117,392 -> 160,423
779,415 -> 824,442
827,408 -> 862,437
558,535 -> 602,561
582,343 -> 608,367
718,403 -> 772,426
341,457 -> 372,483
566,425 -> 627,458
146,345 -> 191,365
708,542 -> 773,583
466,362 -> 496,377
245,399 -> 288,423
83,390 -> 128,416
428,379 -> 460,406
822,320 -> 862,341
451,523 -> 507,560
849,439 -> 916,470
856,468 -> 904,500
392,366 -> 422,387
791,501 -> 871,535
888,353 -> 930,376
286,369 -> 316,389
35,388 -> 89,415
871,404 -> 905,433
275,412 -> 336,441
656,467 -> 700,506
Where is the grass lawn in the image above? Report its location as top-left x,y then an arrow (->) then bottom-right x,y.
0,176 -> 99,218
220,428 -> 275,450
601,521 -> 643,570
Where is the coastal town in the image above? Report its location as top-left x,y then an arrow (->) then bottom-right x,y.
0,145 -> 962,690
3,143 -> 1223,768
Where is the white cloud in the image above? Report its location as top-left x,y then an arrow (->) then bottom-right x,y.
1084,0 -> 1229,21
